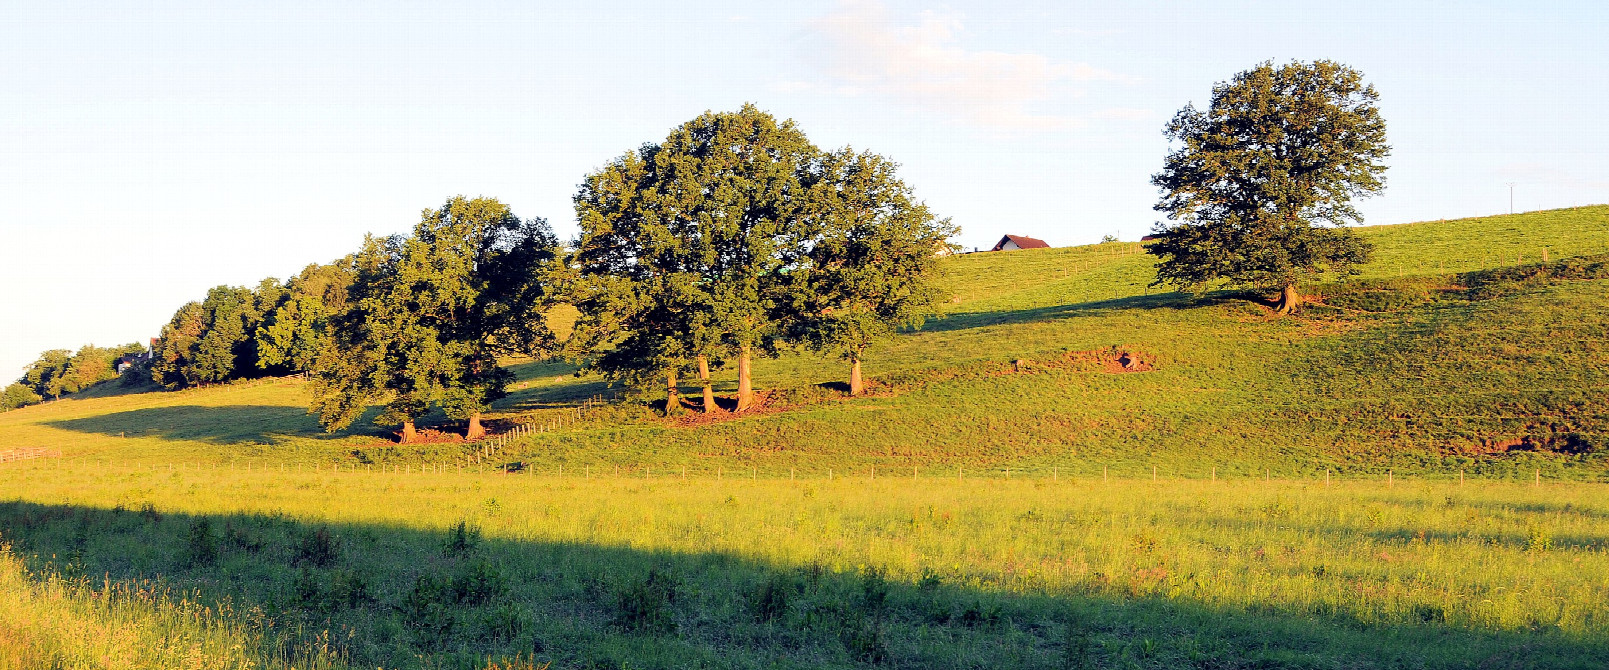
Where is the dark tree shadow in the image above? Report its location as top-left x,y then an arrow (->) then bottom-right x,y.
919,291 -> 1240,334
0,498 -> 1601,669
45,405 -> 384,445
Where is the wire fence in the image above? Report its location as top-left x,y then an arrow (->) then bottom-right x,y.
2,453 -> 1576,488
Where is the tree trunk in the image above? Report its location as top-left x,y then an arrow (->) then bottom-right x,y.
665,368 -> 682,416
399,419 -> 417,444
849,353 -> 864,396
698,355 -> 716,413
465,413 -> 485,440
1274,283 -> 1303,315
736,345 -> 754,411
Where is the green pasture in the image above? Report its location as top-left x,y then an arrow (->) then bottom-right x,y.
3,206 -> 1609,668
2,464 -> 1606,669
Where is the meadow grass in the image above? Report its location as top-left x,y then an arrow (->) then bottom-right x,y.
4,207 -> 1609,667
0,463 -> 1605,668
3,208 -> 1607,480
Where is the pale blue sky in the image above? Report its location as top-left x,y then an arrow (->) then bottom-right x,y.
3,1 -> 1606,379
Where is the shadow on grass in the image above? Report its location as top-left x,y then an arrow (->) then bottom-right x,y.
0,498 -> 1601,669
497,360 -> 620,413
921,291 -> 1238,334
45,405 -> 383,445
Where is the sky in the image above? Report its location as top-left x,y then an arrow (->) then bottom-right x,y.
3,0 -> 1607,380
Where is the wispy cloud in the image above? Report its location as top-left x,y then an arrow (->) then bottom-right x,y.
798,0 -> 1130,132
1495,163 -> 1609,190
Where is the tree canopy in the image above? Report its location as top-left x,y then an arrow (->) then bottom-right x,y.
12,343 -> 145,406
1147,60 -> 1389,314
151,285 -> 267,388
1,382 -> 41,411
256,261 -> 354,374
573,104 -> 821,412
572,106 -> 953,410
309,196 -> 561,441
790,148 -> 955,395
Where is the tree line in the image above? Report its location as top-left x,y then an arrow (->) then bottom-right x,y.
18,105 -> 952,439
2,344 -> 148,410
9,61 -> 1392,430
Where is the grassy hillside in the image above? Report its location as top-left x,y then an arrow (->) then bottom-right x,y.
4,206 -> 1609,669
3,206 -> 1608,480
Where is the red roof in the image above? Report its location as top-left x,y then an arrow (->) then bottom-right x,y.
991,234 -> 1050,251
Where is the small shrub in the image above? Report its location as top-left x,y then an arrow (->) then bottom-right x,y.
1528,527 -> 1553,552
443,520 -> 481,557
839,616 -> 889,664
452,560 -> 507,605
185,518 -> 218,566
479,602 -> 528,643
223,521 -> 264,553
959,601 -> 1002,628
859,566 -> 889,615
748,574 -> 792,623
613,567 -> 679,634
329,569 -> 374,610
402,573 -> 457,646
1062,614 -> 1092,670
294,526 -> 339,567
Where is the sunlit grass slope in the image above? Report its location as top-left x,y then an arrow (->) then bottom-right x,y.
2,465 -> 1606,668
4,206 -> 1609,669
1,206 -> 1607,479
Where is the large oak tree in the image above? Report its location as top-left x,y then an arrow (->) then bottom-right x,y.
573,105 -> 817,412
1147,60 -> 1389,314
310,197 -> 560,442
791,149 -> 955,395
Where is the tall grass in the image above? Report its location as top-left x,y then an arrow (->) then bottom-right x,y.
0,541 -> 347,670
1,465 -> 1605,667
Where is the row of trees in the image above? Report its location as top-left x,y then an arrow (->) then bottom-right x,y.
567,105 -> 953,411
128,105 -> 952,441
149,261 -> 353,389
11,61 -> 1389,432
2,343 -> 147,410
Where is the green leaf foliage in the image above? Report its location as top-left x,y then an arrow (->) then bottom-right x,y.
309,196 -> 560,435
151,302 -> 207,389
572,105 -> 952,401
22,349 -> 73,400
256,261 -> 354,374
1,382 -> 42,410
790,148 -> 956,370
1147,60 -> 1389,297
572,104 -> 820,393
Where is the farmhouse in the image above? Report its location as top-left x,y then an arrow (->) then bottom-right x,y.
990,234 -> 1050,251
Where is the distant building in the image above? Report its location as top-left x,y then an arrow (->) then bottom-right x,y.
990,234 -> 1050,252
115,353 -> 150,374
115,339 -> 157,373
